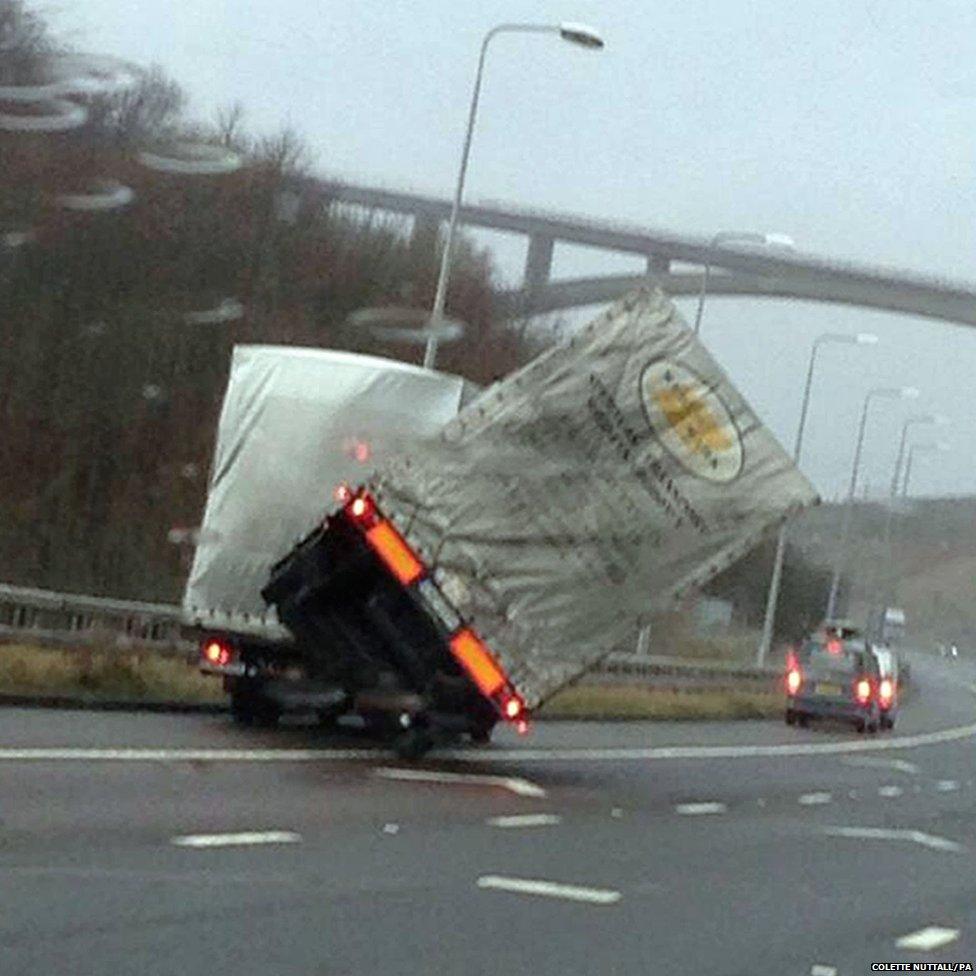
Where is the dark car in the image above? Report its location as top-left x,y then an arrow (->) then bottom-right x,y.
785,636 -> 883,733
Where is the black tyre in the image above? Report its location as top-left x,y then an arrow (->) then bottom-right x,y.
230,687 -> 280,728
394,728 -> 433,760
785,709 -> 796,726
797,713 -> 810,728
471,725 -> 493,744
855,718 -> 866,733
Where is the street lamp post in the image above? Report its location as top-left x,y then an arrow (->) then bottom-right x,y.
422,21 -> 604,370
825,385 -> 920,621
872,415 -> 947,627
902,441 -> 950,498
755,332 -> 878,665
693,230 -> 795,336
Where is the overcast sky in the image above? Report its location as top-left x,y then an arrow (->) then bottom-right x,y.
52,0 -> 976,501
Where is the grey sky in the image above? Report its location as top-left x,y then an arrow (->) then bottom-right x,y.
52,0 -> 976,501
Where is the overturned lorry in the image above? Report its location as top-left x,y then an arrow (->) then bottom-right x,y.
184,287 -> 818,756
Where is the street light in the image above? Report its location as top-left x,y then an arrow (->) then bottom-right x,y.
902,441 -> 951,498
755,332 -> 878,665
870,414 -> 947,638
825,385 -> 920,620
422,20 -> 604,370
693,231 -> 796,336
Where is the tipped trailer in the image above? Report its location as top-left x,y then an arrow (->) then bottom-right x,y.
188,288 -> 819,757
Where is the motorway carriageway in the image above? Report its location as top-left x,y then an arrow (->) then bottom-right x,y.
0,648 -> 975,975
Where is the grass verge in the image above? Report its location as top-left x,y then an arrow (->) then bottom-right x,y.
0,643 -> 223,704
539,684 -> 781,721
0,643 -> 781,720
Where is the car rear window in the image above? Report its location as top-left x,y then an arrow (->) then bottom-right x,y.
804,642 -> 865,673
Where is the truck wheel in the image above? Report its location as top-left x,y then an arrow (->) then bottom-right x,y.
393,728 -> 433,760
231,688 -> 280,728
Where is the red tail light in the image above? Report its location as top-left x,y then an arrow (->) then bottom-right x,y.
879,678 -> 894,703
348,495 -> 375,522
827,639 -> 842,655
501,692 -> 524,720
202,639 -> 232,668
786,668 -> 802,695
855,677 -> 872,704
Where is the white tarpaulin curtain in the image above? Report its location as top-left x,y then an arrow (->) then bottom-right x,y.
374,287 -> 819,707
183,345 -> 472,633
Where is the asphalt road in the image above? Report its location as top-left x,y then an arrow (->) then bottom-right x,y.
1,648 -> 974,976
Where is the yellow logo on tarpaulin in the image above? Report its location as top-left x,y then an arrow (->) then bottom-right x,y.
640,360 -> 743,483
653,384 -> 735,456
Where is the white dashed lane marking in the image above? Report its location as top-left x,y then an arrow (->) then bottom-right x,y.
798,792 -> 833,806
822,826 -> 963,853
878,785 -> 903,797
487,814 -> 562,829
374,767 -> 546,798
675,802 -> 726,815
477,875 -> 620,905
936,780 -> 959,792
895,926 -> 960,951
171,831 -> 301,848
810,965 -> 837,976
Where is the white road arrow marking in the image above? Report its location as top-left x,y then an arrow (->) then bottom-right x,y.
823,826 -> 963,853
374,767 -> 546,798
843,757 -> 919,774
477,875 -> 620,905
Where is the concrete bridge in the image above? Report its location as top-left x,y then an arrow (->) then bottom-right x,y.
305,178 -> 976,327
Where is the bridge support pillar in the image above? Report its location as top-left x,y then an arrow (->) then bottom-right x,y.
521,235 -> 555,316
646,253 -> 670,276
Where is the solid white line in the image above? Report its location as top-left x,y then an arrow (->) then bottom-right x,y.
675,802 -> 726,815
3,720 -> 976,766
798,792 -> 833,806
823,826 -> 963,853
936,780 -> 959,792
843,757 -> 919,774
477,875 -> 620,905
374,767 -> 546,798
487,814 -> 562,828
810,965 -> 837,976
878,785 -> 903,797
895,926 -> 960,951
171,831 -> 301,848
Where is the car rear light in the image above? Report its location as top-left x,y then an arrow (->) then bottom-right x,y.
879,678 -> 894,703
449,629 -> 507,698
786,668 -> 802,695
827,639 -> 842,655
334,483 -> 352,505
202,639 -> 232,668
855,677 -> 872,704
364,520 -> 424,586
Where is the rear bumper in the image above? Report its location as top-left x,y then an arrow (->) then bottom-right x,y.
788,696 -> 874,722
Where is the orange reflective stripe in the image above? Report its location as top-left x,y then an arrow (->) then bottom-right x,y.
365,520 -> 424,586
449,628 -> 506,698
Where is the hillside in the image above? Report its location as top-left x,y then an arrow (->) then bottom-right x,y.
788,495 -> 976,645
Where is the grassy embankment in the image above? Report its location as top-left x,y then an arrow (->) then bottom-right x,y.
0,629 -> 781,721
